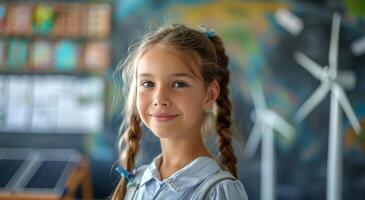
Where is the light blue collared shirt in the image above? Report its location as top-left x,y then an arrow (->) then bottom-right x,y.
126,154 -> 248,200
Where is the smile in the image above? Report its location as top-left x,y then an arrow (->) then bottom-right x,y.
149,114 -> 179,122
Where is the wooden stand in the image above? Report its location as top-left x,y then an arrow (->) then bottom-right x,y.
0,158 -> 93,200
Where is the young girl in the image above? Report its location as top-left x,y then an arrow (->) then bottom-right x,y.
112,24 -> 248,200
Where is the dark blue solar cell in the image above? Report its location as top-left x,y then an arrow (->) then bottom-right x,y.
0,159 -> 24,187
25,161 -> 69,189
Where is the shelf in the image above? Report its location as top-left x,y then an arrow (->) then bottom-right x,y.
0,69 -> 109,77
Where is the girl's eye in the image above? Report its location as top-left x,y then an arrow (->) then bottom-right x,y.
172,81 -> 189,88
141,81 -> 154,88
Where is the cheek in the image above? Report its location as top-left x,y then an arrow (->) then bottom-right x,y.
136,91 -> 149,115
179,92 -> 205,115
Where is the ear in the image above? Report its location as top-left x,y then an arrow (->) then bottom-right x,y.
204,80 -> 220,108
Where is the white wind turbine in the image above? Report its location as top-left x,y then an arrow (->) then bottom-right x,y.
245,83 -> 295,200
293,12 -> 362,200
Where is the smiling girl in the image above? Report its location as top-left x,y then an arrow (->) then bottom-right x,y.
112,24 -> 248,200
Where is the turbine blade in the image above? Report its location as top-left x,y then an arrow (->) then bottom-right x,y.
250,83 -> 267,110
266,110 -> 295,139
295,82 -> 330,122
294,52 -> 324,80
329,12 -> 341,75
244,121 -> 262,158
333,84 -> 362,134
337,70 -> 356,90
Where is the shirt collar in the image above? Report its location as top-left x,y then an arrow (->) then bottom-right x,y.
139,154 -> 221,191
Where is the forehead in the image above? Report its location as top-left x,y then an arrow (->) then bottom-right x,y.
137,45 -> 202,79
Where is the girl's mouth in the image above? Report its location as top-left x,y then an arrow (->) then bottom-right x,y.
150,114 -> 179,122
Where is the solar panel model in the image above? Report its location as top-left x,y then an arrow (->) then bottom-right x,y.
0,148 -> 92,200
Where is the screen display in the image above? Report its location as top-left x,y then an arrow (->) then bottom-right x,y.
0,75 -> 105,134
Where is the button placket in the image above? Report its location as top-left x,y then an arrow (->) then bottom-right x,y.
152,182 -> 167,199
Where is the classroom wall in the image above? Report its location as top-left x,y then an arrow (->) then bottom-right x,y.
1,0 -> 365,199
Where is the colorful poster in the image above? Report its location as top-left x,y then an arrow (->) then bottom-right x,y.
6,4 -> 32,35
86,4 -> 111,38
7,39 -> 29,70
53,4 -> 85,37
33,5 -> 55,35
54,40 -> 79,71
31,40 -> 53,70
84,41 -> 110,71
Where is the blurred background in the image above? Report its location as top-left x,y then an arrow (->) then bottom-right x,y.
0,0 -> 364,199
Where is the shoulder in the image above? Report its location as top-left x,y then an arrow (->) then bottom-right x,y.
136,164 -> 149,173
132,164 -> 149,179
203,173 -> 248,200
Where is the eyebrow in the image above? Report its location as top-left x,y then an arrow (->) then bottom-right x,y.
138,73 -> 195,79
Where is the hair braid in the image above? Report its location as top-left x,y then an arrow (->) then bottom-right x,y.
122,112 -> 142,169
210,35 -> 238,178
112,112 -> 142,199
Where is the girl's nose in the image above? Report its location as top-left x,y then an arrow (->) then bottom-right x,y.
153,99 -> 170,106
153,88 -> 170,106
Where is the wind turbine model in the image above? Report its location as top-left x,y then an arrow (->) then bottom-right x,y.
293,12 -> 362,200
245,83 -> 295,200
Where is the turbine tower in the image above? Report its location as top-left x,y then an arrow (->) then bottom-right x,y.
245,83 -> 295,200
293,12 -> 362,200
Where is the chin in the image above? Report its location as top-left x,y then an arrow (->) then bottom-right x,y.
151,130 -> 174,138
150,128 -> 186,140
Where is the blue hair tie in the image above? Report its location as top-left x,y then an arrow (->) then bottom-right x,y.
204,30 -> 215,38
198,25 -> 215,38
115,166 -> 136,182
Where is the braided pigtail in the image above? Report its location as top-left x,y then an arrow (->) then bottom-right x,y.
112,112 -> 142,200
209,35 -> 238,178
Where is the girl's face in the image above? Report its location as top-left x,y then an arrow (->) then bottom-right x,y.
136,46 -> 218,139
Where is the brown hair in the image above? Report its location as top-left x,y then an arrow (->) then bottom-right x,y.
112,24 -> 237,199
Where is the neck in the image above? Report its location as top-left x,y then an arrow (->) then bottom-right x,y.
158,134 -> 211,180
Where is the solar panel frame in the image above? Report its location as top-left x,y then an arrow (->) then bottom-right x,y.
0,149 -> 35,191
0,148 -> 81,195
